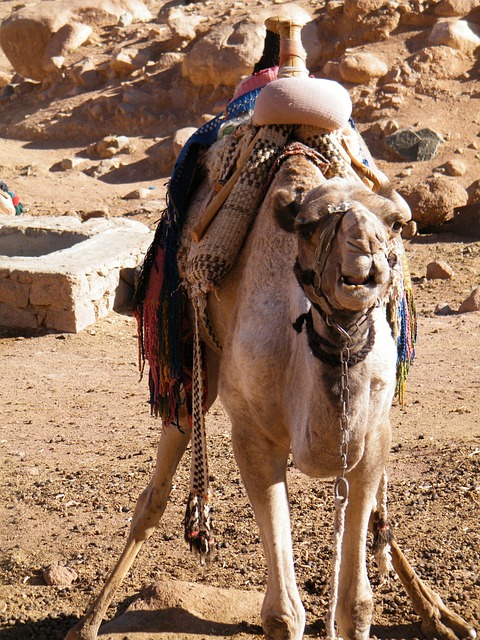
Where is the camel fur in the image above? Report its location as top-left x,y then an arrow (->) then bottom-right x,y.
67,143 -> 476,640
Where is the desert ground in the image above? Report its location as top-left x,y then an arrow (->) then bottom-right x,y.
0,0 -> 479,639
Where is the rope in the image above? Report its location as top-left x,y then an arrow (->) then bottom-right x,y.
326,491 -> 348,640
183,303 -> 213,563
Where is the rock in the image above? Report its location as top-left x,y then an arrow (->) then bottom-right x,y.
110,48 -> 149,76
428,19 -> 480,55
172,127 -> 197,159
0,0 -> 152,81
79,208 -> 110,221
458,286 -> 480,312
118,11 -> 133,28
435,0 -> 479,17
339,51 -> 388,83
167,9 -> 204,43
88,135 -> 132,159
98,580 -> 264,636
84,158 -> 123,177
122,188 -> 153,200
67,57 -> 99,89
385,128 -> 444,161
182,4 -> 311,89
407,45 -> 470,80
153,52 -> 186,72
322,60 -> 343,82
368,118 -> 399,138
444,159 -> 467,176
182,17 -> 265,88
43,563 -> 78,586
59,157 -> 86,171
399,176 -> 468,228
343,0 -> 389,19
467,179 -> 480,204
435,302 -> 454,315
401,220 -> 417,239
149,138 -> 175,175
449,202 -> 480,238
426,260 -> 455,280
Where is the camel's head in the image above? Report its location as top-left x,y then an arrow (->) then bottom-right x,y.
275,177 -> 411,313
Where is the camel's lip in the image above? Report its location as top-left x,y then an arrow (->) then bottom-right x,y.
340,273 -> 376,289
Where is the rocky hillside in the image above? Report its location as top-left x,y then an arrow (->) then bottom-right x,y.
0,0 -> 479,234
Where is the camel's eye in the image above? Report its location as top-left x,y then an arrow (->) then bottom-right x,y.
296,221 -> 317,240
299,226 -> 313,240
392,220 -> 403,233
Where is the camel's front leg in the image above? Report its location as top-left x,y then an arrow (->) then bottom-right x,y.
334,454 -> 388,640
231,424 -> 305,640
66,422 -> 190,640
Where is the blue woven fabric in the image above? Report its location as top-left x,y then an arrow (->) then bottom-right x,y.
134,87 -> 264,420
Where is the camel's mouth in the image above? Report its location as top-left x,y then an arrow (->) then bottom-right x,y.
335,266 -> 386,310
340,270 -> 376,289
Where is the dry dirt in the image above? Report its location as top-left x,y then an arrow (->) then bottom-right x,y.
0,1 -> 479,639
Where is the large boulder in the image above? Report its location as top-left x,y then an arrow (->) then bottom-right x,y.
0,0 -> 152,81
399,175 -> 468,229
435,0 -> 480,17
338,51 -> 388,83
428,19 -> 480,55
182,4 -> 314,89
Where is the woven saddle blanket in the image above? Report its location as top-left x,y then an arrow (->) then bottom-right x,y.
133,69 -> 416,425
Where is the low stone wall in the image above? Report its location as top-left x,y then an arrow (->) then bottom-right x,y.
0,215 -> 153,332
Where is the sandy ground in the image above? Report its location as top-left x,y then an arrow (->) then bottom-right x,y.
0,0 -> 479,639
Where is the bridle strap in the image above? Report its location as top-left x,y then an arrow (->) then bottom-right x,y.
292,308 -> 375,367
313,207 -> 347,282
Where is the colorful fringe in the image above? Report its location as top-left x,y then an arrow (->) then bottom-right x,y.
133,85 -> 266,425
387,251 -> 417,405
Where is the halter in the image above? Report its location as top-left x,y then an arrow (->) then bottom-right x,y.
293,200 -> 380,366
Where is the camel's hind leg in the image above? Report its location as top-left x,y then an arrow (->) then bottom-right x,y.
66,421 -> 190,640
389,536 -> 477,640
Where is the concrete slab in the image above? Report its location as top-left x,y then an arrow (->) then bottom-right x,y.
0,214 -> 154,332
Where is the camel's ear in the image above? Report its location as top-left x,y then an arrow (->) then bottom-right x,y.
273,189 -> 301,233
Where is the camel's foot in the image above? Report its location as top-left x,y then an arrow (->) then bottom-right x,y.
390,538 -> 476,640
65,617 -> 100,640
419,591 -> 477,640
263,616 -> 296,640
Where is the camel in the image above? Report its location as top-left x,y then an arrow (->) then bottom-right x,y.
67,16 -> 476,640
66,141 -> 476,640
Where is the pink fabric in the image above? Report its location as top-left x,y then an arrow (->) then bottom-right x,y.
252,77 -> 352,131
231,66 -> 279,100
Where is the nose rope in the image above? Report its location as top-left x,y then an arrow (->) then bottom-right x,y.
313,202 -> 350,287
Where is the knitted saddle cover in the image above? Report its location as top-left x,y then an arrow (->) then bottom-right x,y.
134,78 -> 416,426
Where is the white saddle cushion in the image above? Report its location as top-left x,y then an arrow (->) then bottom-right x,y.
253,77 -> 352,131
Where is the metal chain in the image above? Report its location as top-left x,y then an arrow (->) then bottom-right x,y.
335,344 -> 350,503
326,317 -> 352,504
